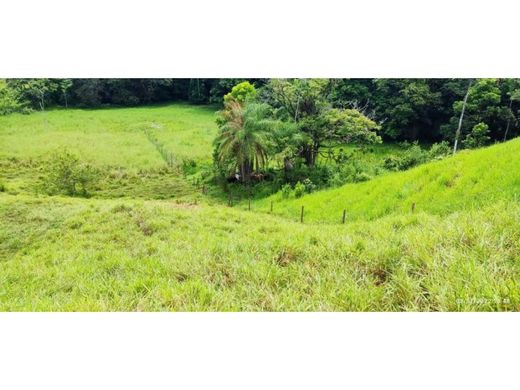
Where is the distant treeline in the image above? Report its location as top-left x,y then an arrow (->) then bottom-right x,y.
1,78 -> 519,143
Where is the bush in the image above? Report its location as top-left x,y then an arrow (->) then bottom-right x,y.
181,158 -> 197,175
353,172 -> 372,182
0,182 -> 5,192
384,142 -> 428,171
383,155 -> 402,171
302,178 -> 317,193
294,181 -> 305,198
42,150 -> 99,197
281,184 -> 292,199
429,141 -> 451,160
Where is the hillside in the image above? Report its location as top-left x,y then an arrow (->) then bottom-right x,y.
0,105 -> 519,311
255,138 -> 520,223
0,194 -> 518,311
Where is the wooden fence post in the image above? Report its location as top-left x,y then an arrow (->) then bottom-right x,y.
342,209 -> 346,224
300,206 -> 304,223
248,197 -> 251,211
412,202 -> 416,213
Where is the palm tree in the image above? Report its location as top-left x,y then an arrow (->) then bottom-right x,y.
215,100 -> 275,183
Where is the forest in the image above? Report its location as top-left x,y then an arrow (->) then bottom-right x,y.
2,78 -> 519,144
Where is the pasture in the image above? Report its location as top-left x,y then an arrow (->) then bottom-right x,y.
1,103 -> 519,311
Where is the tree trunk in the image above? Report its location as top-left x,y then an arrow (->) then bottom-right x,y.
301,145 -> 314,166
240,160 -> 253,183
64,92 -> 68,109
453,79 -> 472,154
39,93 -> 45,111
504,98 -> 513,142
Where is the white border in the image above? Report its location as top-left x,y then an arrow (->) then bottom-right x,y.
0,313 -> 519,389
1,0 -> 519,388
1,0 -> 519,77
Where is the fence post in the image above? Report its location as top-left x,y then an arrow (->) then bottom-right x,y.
412,202 -> 416,213
270,201 -> 273,213
342,209 -> 346,224
300,206 -> 304,223
248,197 -> 251,211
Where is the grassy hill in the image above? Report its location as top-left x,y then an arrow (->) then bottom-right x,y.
254,138 -> 520,223
0,104 -> 519,311
1,194 -> 518,311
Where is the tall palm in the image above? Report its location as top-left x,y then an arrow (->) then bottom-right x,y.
216,100 -> 275,182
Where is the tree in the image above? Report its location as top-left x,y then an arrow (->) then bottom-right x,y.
25,79 -> 58,111
263,79 -> 380,166
373,79 -> 442,140
501,79 -> 520,141
0,80 -> 23,115
209,79 -> 244,104
59,79 -> 73,108
443,79 -> 507,145
224,81 -> 257,104
6,79 -> 59,111
215,100 -> 277,183
463,122 -> 490,149
70,79 -> 104,107
453,79 -> 473,154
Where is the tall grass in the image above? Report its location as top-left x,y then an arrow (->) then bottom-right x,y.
0,103 -> 218,169
0,194 -> 518,311
254,138 -> 520,223
1,105 -> 519,311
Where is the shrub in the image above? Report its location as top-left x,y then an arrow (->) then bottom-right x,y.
0,182 -> 5,192
383,155 -> 402,171
281,184 -> 292,199
302,178 -> 317,193
329,173 -> 344,188
353,172 -> 372,182
181,158 -> 197,175
429,141 -> 451,159
42,149 -> 99,197
294,181 -> 305,198
384,142 -> 428,171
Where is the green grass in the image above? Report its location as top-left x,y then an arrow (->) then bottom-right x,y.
0,103 -> 218,169
255,138 -> 520,223
0,103 -> 218,199
0,105 -> 519,311
0,194 -> 518,311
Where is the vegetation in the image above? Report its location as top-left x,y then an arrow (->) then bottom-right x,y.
0,194 -> 518,311
254,138 -> 520,223
1,79 -> 519,311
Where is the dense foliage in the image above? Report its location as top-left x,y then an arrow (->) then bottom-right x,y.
1,78 -> 518,146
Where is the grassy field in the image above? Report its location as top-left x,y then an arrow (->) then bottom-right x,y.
0,103 -> 218,169
0,104 -> 519,311
0,103 -> 218,199
254,138 -> 520,223
1,194 -> 518,311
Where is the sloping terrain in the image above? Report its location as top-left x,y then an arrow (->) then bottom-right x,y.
255,138 -> 520,223
0,106 -> 519,311
0,194 -> 518,311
